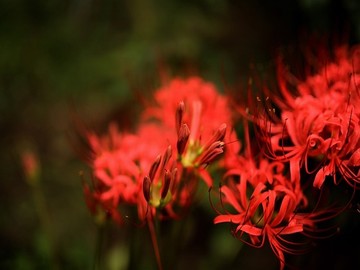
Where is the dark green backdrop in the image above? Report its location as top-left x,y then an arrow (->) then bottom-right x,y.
1,0 -> 360,269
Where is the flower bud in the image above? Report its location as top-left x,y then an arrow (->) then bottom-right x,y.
143,176 -> 152,202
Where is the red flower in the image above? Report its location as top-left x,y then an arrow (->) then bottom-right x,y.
142,77 -> 233,186
84,76 -> 234,223
255,45 -> 360,188
85,122 -> 173,223
210,116 -> 342,269
213,151 -> 333,270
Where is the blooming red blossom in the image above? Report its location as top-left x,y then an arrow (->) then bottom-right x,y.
84,122 -> 173,223
213,144 -> 336,270
211,115 -> 343,269
142,77 -> 233,187
255,45 -> 360,189
83,76 -> 233,223
140,103 -> 229,219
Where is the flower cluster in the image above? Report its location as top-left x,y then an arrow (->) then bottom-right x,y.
83,77 -> 230,225
80,45 -> 360,269
213,45 -> 360,269
264,45 -> 360,189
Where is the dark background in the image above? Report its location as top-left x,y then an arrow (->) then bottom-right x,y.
1,0 -> 360,269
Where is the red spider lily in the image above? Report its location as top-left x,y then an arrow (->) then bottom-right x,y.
141,102 -> 229,219
174,101 -> 227,187
84,122 -> 173,223
139,106 -> 229,269
210,117 -> 342,270
253,45 -> 360,189
83,76 -> 233,224
142,77 -> 233,186
212,152 -> 338,270
214,184 -> 304,270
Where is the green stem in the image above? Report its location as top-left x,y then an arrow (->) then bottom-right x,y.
93,222 -> 106,270
147,215 -> 163,270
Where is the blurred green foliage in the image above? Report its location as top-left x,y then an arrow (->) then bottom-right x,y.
1,0 -> 360,269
